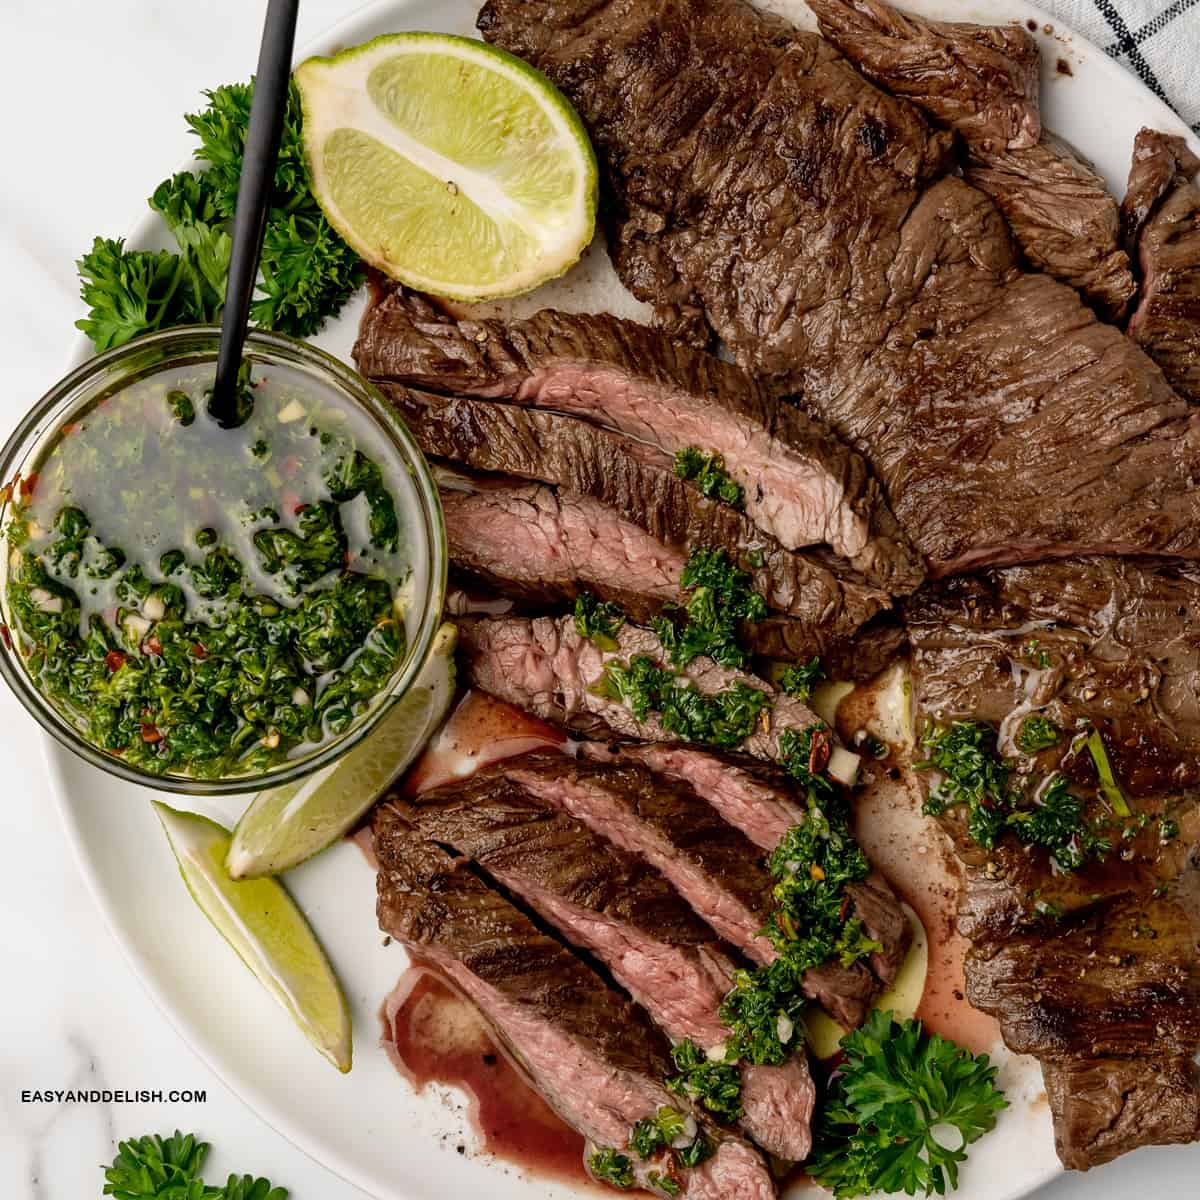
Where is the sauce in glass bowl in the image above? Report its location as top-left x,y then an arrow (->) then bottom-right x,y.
0,329 -> 445,791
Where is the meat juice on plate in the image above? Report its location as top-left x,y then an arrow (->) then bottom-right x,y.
1,360 -> 428,780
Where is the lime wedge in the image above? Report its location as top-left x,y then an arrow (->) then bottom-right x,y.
294,33 -> 598,299
227,623 -> 457,880
153,802 -> 352,1072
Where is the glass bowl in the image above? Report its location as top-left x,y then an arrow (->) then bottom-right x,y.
0,327 -> 446,795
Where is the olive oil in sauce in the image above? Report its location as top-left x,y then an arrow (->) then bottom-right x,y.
3,361 -> 427,779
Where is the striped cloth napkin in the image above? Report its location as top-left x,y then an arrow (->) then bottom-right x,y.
1044,0 -> 1200,132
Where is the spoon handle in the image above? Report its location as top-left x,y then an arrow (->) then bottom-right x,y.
210,0 -> 301,426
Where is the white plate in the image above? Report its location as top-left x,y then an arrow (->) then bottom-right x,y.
45,1 -> 1200,1199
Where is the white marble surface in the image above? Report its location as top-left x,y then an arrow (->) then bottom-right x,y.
0,1 -> 1196,1197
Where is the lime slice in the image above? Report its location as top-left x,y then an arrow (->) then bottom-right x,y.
153,802 -> 352,1072
294,33 -> 598,299
227,623 -> 457,880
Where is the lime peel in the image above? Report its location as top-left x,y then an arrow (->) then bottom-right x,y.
153,801 -> 352,1073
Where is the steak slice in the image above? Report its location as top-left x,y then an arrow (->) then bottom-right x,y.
1122,129 -> 1200,403
907,558 -> 1200,1168
1043,1055 -> 1200,1171
488,749 -> 878,1028
458,613 -> 824,762
808,0 -> 1134,320
386,384 -> 893,630
805,0 -> 1041,149
374,802 -> 776,1198
582,740 -> 912,989
438,466 -> 902,679
356,284 -> 923,591
393,770 -> 816,1160
478,0 -> 1200,574
964,135 -> 1136,323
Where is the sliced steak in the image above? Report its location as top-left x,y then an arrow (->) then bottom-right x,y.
356,285 -> 923,590
458,613 -> 824,762
1122,128 -> 1200,403
907,558 -> 1200,1168
805,0 -> 1041,149
486,749 -> 878,1028
478,0 -> 1200,573
438,466 -> 901,678
394,770 -> 815,1160
964,135 -> 1136,322
374,802 -> 775,1198
389,384 -> 893,630
1043,1054 -> 1200,1171
585,741 -> 911,988
808,0 -> 1134,320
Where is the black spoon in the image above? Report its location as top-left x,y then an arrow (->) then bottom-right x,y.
208,0 -> 301,428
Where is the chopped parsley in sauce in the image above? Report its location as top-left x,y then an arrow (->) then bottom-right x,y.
3,363 -> 419,779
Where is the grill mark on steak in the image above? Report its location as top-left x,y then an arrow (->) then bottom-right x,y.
392,770 -> 816,1160
1122,129 -> 1200,404
807,0 -> 1134,320
437,465 -> 903,680
486,749 -> 879,1028
581,741 -> 912,989
907,557 -> 1200,1168
374,802 -> 777,1198
457,613 -> 826,762
477,0 -> 1200,575
382,384 -> 893,636
355,284 -> 923,591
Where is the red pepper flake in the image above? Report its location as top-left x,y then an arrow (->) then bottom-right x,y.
344,549 -> 353,566
0,624 -> 11,650
809,726 -> 833,775
280,488 -> 300,514
293,501 -> 308,515
838,894 -> 852,923
61,422 -> 82,435
191,642 -> 207,659
144,636 -> 163,656
105,650 -> 127,673
0,484 -> 11,504
141,723 -> 163,744
18,472 -> 38,499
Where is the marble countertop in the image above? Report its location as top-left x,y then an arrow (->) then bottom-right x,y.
0,1 -> 1196,1197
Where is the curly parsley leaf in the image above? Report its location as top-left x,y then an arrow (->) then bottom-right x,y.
666,1039 -> 743,1121
575,592 -> 627,650
588,1148 -> 635,1189
779,656 -> 825,701
808,1011 -> 1007,1198
1014,714 -> 1058,754
78,79 -> 360,350
673,447 -> 744,508
102,1132 -> 286,1200
76,238 -> 196,352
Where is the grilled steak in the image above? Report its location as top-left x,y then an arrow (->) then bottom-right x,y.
808,0 -> 1134,320
804,0 -> 1041,149
374,802 -> 776,1198
907,558 -> 1200,1168
438,466 -> 902,677
478,0 -> 1200,574
587,741 -> 911,987
486,749 -> 879,1027
1122,129 -> 1200,403
393,770 -> 816,1159
387,384 -> 892,633
458,613 -> 825,761
356,284 -> 923,591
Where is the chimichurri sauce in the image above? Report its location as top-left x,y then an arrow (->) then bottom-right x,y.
2,363 -> 418,779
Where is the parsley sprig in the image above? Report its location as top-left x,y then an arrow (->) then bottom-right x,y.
808,1012 -> 1007,1198
78,80 -> 360,351
673,447 -> 744,508
102,1131 -> 286,1200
